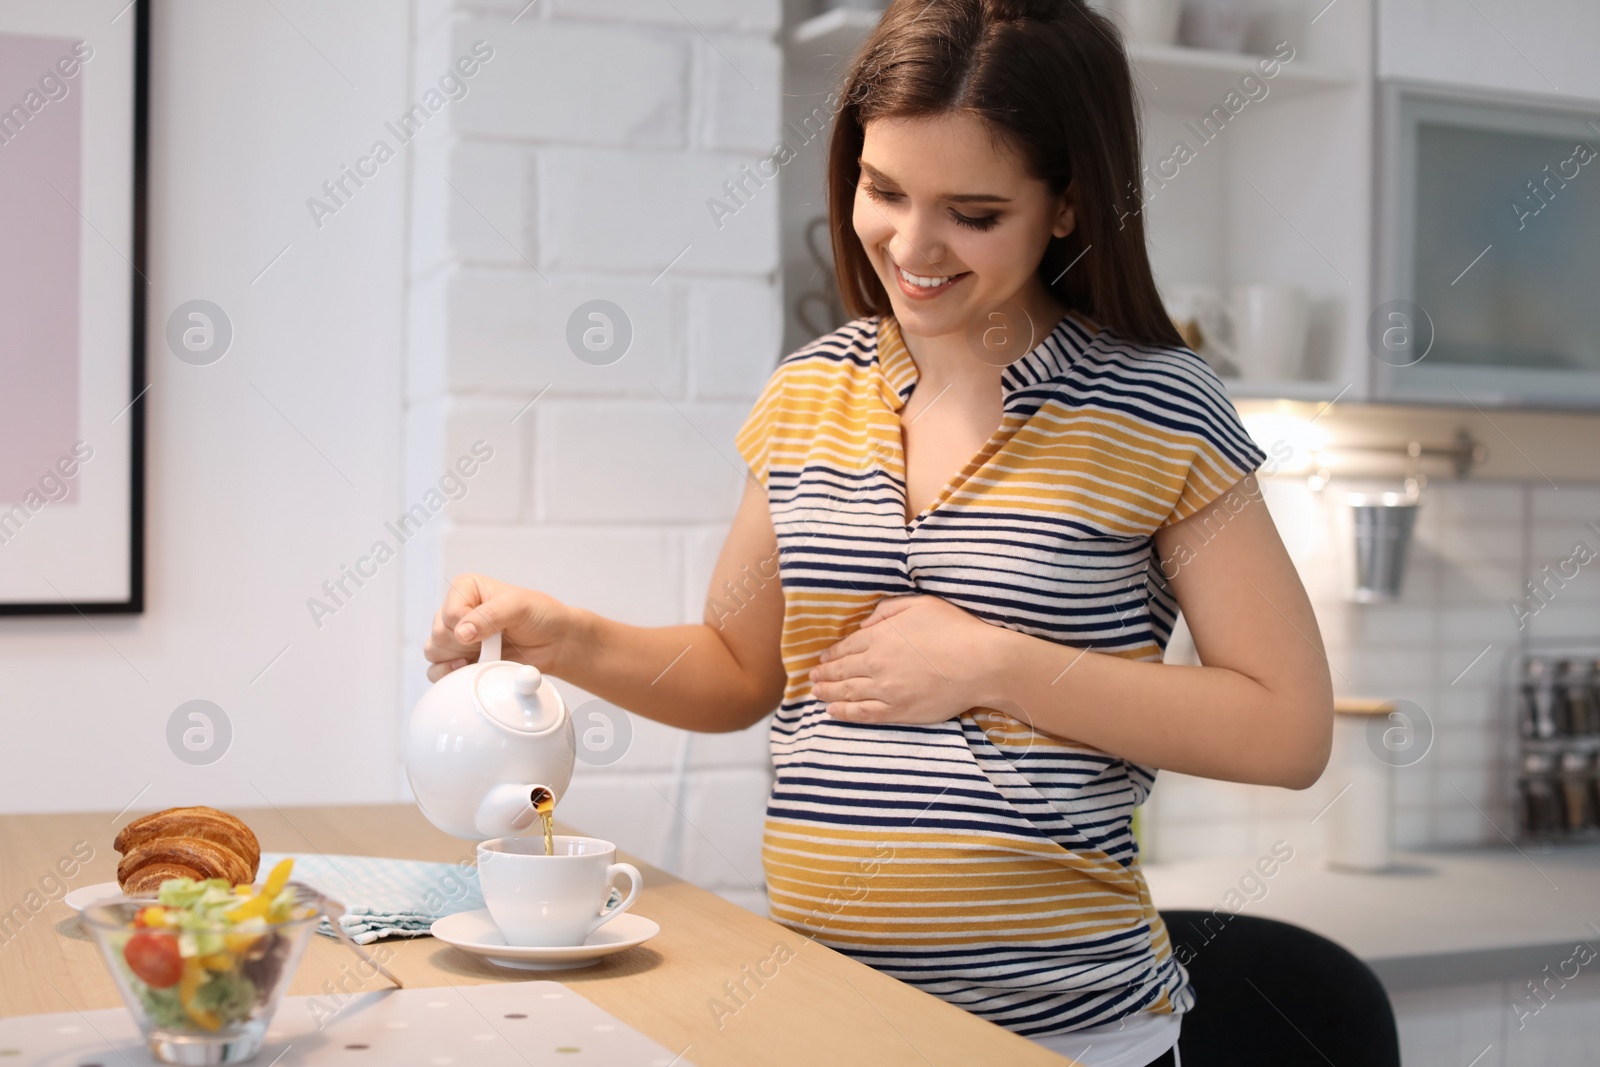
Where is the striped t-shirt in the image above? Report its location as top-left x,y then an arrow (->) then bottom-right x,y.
733,312 -> 1266,1037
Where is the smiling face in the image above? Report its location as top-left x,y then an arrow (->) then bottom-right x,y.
851,111 -> 1078,343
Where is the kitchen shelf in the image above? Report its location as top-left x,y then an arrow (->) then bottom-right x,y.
1128,43 -> 1355,108
788,7 -> 879,69
787,10 -> 1356,101
780,0 -> 1377,397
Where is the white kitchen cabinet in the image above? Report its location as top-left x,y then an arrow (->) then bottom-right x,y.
1379,0 -> 1600,104
1137,0 -> 1376,401
781,1 -> 1378,401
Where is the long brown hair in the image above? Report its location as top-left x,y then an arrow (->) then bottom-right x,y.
826,0 -> 1183,348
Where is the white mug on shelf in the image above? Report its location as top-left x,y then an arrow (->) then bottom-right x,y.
1179,0 -> 1249,51
1226,283 -> 1309,382
1104,0 -> 1183,46
1162,282 -> 1310,382
1163,284 -> 1234,374
1245,0 -> 1310,57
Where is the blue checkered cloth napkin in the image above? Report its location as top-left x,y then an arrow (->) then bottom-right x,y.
258,852 -> 484,945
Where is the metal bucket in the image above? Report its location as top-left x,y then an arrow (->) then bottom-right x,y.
1349,492 -> 1419,603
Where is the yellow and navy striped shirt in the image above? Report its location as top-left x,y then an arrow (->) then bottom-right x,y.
734,313 -> 1266,1037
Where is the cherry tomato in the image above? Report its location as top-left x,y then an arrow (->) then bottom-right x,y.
124,931 -> 182,988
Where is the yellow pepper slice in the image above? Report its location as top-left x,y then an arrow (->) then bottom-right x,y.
178,958 -> 222,1032
226,858 -> 294,922
199,952 -> 234,972
223,932 -> 260,955
178,958 -> 199,1000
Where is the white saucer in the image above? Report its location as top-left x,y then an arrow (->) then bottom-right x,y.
431,909 -> 659,970
64,881 -> 127,912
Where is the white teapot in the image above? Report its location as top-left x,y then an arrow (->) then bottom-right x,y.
404,633 -> 576,839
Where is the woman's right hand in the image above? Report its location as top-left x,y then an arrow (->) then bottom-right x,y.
423,573 -> 579,683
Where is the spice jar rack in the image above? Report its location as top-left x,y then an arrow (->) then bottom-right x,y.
1513,650 -> 1600,842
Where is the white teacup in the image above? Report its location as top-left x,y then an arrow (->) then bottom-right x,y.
477,835 -> 643,947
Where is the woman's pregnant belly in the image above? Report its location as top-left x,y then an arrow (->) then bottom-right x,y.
762,700 -> 1172,1008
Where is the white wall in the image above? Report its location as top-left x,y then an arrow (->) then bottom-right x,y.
0,1 -> 411,813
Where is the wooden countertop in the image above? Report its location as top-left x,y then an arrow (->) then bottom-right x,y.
0,804 -> 1069,1065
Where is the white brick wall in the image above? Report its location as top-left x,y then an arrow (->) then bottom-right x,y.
403,0 -> 784,914
687,278 -> 785,399
411,140 -> 537,275
694,37 -> 785,153
1145,478 -> 1600,864
424,269 -> 684,397
538,147 -> 780,274
447,20 -> 690,145
534,400 -> 747,522
442,398 -> 531,524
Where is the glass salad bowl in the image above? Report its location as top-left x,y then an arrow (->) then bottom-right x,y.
80,863 -> 329,1065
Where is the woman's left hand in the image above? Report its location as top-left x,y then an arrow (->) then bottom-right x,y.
809,594 -> 1006,724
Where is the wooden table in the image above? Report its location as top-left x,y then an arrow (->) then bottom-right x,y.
0,804 -> 1070,1065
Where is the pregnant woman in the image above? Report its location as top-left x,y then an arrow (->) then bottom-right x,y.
425,2 -> 1333,1064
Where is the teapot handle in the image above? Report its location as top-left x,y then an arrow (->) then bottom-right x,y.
481,631 -> 502,664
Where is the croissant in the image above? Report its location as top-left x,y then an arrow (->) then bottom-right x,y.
114,806 -> 261,894
119,860 -> 209,896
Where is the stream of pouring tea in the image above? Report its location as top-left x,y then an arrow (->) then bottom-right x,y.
534,790 -> 555,856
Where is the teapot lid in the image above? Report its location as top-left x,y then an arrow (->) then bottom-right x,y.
474,662 -> 563,735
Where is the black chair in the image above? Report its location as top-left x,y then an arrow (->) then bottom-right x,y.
1158,910 -> 1401,1067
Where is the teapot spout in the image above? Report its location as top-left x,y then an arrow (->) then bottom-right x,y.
474,783 -> 555,838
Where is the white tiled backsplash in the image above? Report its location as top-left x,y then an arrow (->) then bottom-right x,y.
1144,480 -> 1600,863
